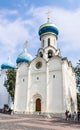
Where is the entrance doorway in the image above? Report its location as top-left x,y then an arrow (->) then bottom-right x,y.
36,98 -> 41,111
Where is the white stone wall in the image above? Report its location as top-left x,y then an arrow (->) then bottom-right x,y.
62,60 -> 77,113
14,56 -> 77,114
41,34 -> 57,49
27,57 -> 47,113
14,63 -> 28,112
0,71 -> 9,109
47,57 -> 63,113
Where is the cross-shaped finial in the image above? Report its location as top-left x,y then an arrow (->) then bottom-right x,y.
8,50 -> 11,55
23,41 -> 28,52
7,50 -> 11,60
23,41 -> 28,49
46,11 -> 51,22
7,50 -> 12,63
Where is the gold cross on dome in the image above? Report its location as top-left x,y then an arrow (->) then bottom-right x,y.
46,10 -> 51,22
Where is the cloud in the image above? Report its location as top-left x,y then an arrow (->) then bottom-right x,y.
0,11 -> 32,65
27,6 -> 80,65
0,9 -> 18,18
17,0 -> 29,9
0,6 -> 80,67
0,19 -> 29,50
68,0 -> 75,3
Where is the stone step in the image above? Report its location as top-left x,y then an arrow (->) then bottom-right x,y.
14,112 -> 64,119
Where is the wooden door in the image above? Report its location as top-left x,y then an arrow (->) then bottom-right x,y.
36,98 -> 41,111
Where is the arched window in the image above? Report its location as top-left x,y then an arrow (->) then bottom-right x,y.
48,38 -> 50,46
48,50 -> 53,58
42,40 -> 44,47
39,52 -> 43,57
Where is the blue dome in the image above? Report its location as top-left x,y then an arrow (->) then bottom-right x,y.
16,51 -> 32,64
39,22 -> 59,38
1,56 -> 15,70
1,63 -> 14,70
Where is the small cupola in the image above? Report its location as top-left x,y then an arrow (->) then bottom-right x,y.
1,55 -> 15,70
16,41 -> 32,64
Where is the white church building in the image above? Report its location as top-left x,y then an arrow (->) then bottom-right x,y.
0,57 -> 14,109
14,19 -> 77,115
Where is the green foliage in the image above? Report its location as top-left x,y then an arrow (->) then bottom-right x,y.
77,93 -> 80,110
74,60 -> 80,110
4,104 -> 8,109
4,69 -> 16,102
74,60 -> 80,91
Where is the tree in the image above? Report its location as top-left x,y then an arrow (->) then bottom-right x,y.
74,60 -> 80,110
74,60 -> 80,92
4,69 -> 16,102
77,93 -> 80,110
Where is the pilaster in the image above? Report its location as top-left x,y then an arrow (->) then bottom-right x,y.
26,65 -> 31,113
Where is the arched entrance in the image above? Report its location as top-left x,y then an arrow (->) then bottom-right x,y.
36,98 -> 41,111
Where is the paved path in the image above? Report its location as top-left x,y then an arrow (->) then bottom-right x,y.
0,113 -> 80,130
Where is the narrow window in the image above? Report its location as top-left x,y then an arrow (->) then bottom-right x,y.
42,40 -> 44,47
48,38 -> 50,46
53,75 -> 55,78
37,77 -> 39,80
23,79 -> 24,82
39,52 -> 43,57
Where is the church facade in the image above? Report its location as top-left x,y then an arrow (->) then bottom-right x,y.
0,60 -> 14,109
14,21 -> 77,114
0,71 -> 10,109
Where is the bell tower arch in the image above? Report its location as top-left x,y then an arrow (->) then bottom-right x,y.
38,19 -> 60,61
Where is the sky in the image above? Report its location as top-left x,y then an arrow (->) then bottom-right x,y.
0,0 -> 80,67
